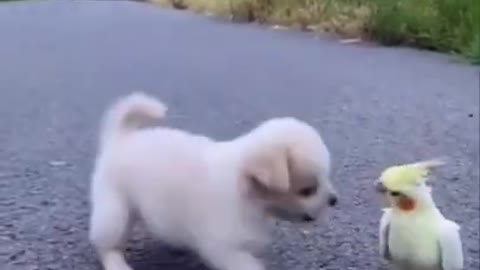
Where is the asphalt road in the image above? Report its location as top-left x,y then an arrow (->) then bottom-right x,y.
0,1 -> 478,270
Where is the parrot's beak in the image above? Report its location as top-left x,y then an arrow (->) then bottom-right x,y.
374,180 -> 387,193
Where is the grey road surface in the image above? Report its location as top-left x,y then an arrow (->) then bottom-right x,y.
0,1 -> 478,270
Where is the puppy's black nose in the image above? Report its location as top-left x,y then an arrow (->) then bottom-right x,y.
328,195 -> 338,206
302,214 -> 315,222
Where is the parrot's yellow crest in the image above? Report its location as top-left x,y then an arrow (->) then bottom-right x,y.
380,158 -> 446,191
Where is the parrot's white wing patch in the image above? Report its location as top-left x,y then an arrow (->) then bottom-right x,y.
438,220 -> 463,270
379,208 -> 392,260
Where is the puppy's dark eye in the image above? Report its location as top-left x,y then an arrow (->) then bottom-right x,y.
390,191 -> 401,197
298,186 -> 317,197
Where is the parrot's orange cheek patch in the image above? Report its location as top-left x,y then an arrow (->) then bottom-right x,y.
397,197 -> 416,211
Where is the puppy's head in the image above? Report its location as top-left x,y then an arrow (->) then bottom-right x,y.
241,118 -> 337,223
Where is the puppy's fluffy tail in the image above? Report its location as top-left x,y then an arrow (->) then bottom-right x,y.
100,92 -> 167,146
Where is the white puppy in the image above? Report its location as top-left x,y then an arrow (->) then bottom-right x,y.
88,92 -> 338,270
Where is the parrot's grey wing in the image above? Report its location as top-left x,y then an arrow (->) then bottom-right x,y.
379,208 -> 392,260
438,220 -> 464,270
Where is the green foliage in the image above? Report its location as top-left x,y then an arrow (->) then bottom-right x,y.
367,0 -> 479,62
228,0 -> 480,62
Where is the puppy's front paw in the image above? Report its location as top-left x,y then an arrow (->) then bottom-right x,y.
226,252 -> 264,270
101,251 -> 134,270
200,245 -> 265,270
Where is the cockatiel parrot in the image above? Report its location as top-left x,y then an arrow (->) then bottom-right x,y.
375,158 -> 464,270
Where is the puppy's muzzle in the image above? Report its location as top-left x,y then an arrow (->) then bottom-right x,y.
301,214 -> 316,222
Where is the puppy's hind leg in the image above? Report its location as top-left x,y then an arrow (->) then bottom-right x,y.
89,186 -> 134,270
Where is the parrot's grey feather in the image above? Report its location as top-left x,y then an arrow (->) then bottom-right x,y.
438,220 -> 463,270
412,157 -> 448,169
379,208 -> 392,260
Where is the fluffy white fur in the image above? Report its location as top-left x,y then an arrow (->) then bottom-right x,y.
89,92 -> 337,270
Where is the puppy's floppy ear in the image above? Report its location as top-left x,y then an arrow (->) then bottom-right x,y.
243,144 -> 291,193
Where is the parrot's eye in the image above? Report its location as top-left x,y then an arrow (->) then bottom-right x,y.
390,191 -> 401,197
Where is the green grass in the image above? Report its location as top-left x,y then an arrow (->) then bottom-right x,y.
367,0 -> 480,63
156,0 -> 480,63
